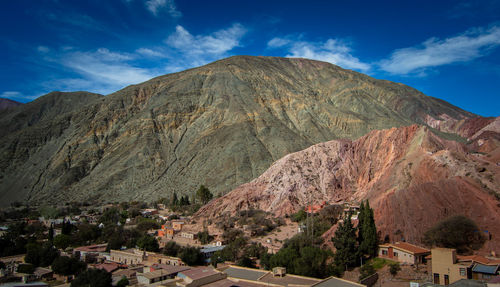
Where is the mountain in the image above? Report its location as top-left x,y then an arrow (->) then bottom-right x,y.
0,98 -> 22,111
196,123 -> 500,252
0,56 -> 482,205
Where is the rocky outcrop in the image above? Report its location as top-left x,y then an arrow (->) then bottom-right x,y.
196,124 -> 500,252
0,56 -> 480,205
0,98 -> 22,111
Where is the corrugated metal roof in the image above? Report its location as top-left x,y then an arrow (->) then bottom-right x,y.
472,263 -> 499,274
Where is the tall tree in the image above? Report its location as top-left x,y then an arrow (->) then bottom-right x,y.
332,212 -> 358,271
359,200 -> 378,258
196,185 -> 213,204
171,192 -> 179,206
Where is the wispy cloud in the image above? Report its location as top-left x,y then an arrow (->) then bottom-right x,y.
267,37 -> 290,48
136,47 -> 165,57
379,26 -> 500,75
164,23 -> 247,70
37,46 -> 50,53
0,91 -> 39,101
39,47 -> 158,94
145,0 -> 182,18
268,36 -> 370,72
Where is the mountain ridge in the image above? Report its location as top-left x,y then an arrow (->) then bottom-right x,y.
0,56 -> 486,205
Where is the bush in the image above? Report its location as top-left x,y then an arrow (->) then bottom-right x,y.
423,215 -> 485,254
389,263 -> 401,276
71,268 -> 112,287
52,256 -> 86,276
17,263 -> 35,274
178,246 -> 204,266
54,234 -> 72,250
359,263 -> 375,280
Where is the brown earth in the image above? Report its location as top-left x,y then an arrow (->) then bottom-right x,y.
196,123 -> 500,253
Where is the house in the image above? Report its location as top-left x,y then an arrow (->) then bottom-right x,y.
378,242 -> 430,265
137,267 -> 188,285
472,264 -> 499,282
176,267 -> 227,287
33,267 -> 53,280
93,262 -> 120,273
429,248 -> 500,285
305,201 -> 327,214
200,245 -> 226,262
110,249 -> 147,265
180,232 -> 197,240
172,221 -> 185,231
73,244 -> 108,263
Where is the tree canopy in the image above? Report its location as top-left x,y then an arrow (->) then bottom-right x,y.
196,185 -> 213,204
423,215 -> 485,254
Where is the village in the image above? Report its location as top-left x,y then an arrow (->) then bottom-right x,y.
0,199 -> 499,287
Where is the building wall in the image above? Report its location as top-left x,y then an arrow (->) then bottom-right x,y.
110,250 -> 144,265
379,247 -> 417,264
431,248 -> 469,285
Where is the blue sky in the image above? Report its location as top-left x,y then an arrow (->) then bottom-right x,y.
1,0 -> 499,116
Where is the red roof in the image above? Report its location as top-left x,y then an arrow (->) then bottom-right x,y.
457,255 -> 500,265
74,244 -> 108,253
94,262 -> 120,273
380,242 -> 430,255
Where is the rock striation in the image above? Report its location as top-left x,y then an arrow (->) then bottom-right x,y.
196,123 -> 500,252
0,56 -> 482,205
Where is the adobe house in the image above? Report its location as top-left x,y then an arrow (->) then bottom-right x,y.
378,242 -> 430,265
172,221 -> 185,231
429,248 -> 500,285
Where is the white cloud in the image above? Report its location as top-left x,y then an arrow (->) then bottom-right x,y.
271,37 -> 370,72
164,24 -> 247,70
136,47 -> 165,57
37,46 -> 50,53
267,37 -> 291,48
60,50 -> 155,93
166,24 -> 246,55
0,91 -> 38,101
379,26 -> 500,75
0,91 -> 22,98
146,0 -> 181,18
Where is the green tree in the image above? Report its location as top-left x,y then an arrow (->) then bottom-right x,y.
52,256 -> 86,276
358,201 -> 378,258
196,185 -> 213,204
116,276 -> 129,287
48,225 -> 54,242
196,231 -> 213,245
423,215 -> 485,254
71,268 -> 112,287
359,263 -> 375,280
136,235 -> 159,252
237,256 -> 256,268
17,263 -> 35,274
171,193 -> 179,206
332,213 -> 358,272
164,241 -> 181,257
178,246 -> 204,266
54,234 -> 72,250
389,262 -> 401,276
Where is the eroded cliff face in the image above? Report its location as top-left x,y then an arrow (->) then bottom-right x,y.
0,56 -> 478,205
196,123 -> 500,252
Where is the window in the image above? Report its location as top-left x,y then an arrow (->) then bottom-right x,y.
444,275 -> 449,285
434,273 -> 440,284
460,268 -> 466,276
394,252 -> 399,257
382,250 -> 388,255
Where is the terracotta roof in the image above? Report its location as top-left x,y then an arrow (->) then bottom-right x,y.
74,244 -> 108,253
381,242 -> 430,255
457,255 -> 500,265
94,262 -> 120,273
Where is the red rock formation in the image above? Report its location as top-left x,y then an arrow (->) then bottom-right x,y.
196,122 -> 500,253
